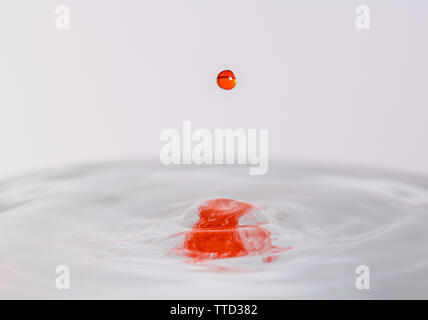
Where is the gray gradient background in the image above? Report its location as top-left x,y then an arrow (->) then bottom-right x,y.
1,0 -> 427,178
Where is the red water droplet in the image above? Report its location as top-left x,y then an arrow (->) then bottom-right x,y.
217,70 -> 236,90
262,256 -> 278,263
173,199 -> 290,262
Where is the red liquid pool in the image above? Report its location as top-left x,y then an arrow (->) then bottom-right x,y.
173,199 -> 290,262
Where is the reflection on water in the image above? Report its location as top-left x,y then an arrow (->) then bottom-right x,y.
0,161 -> 427,299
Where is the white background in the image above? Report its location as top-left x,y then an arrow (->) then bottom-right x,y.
1,0 -> 427,178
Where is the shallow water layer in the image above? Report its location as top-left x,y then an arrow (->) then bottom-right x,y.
0,161 -> 427,299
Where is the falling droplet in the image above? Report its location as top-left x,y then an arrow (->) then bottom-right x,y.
217,70 -> 236,90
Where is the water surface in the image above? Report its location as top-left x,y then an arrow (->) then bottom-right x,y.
0,161 -> 427,299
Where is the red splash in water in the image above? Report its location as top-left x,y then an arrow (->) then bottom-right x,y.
174,198 -> 289,262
